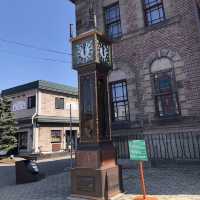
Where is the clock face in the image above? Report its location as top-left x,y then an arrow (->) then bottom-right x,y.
98,41 -> 110,65
72,33 -> 112,69
76,40 -> 94,65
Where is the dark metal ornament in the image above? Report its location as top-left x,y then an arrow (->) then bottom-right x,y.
88,0 -> 97,29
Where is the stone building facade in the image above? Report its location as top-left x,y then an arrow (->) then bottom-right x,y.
71,0 -> 200,136
1,80 -> 79,154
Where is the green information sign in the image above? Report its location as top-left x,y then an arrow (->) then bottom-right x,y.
128,140 -> 148,161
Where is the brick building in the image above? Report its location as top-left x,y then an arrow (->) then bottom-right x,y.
1,80 -> 79,154
70,0 -> 200,137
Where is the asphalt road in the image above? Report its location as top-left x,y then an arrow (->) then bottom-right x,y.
0,157 -> 74,187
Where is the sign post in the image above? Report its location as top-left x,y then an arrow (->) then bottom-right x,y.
128,140 -> 158,200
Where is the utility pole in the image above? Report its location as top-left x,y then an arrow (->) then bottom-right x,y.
69,104 -> 73,168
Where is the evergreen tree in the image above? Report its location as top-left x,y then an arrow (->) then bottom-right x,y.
0,97 -> 17,150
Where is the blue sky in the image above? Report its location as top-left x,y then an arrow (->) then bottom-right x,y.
0,0 -> 77,91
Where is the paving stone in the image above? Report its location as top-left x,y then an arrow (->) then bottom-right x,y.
0,165 -> 199,200
0,172 -> 70,200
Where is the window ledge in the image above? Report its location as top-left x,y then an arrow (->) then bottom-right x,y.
111,120 -> 131,130
141,15 -> 182,33
51,142 -> 61,144
115,15 -> 182,43
109,35 -> 123,42
152,115 -> 182,125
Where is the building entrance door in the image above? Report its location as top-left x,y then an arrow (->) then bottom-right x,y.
65,130 -> 77,151
18,132 -> 28,152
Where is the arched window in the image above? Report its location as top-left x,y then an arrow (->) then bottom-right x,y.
151,58 -> 181,118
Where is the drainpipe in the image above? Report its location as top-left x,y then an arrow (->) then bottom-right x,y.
32,89 -> 39,154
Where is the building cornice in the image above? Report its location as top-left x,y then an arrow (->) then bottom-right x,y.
36,115 -> 79,124
2,80 -> 78,97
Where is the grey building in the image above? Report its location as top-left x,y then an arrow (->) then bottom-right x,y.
70,0 -> 200,139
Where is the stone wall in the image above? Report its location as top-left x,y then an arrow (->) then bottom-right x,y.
7,89 -> 37,119
74,0 -> 200,132
38,127 -> 64,153
39,90 -> 79,118
38,126 -> 79,153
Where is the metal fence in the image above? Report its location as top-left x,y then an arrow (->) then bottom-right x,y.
112,131 -> 200,161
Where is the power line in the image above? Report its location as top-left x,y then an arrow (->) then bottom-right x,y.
0,49 -> 72,64
0,37 -> 72,55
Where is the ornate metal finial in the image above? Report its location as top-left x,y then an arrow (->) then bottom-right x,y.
69,24 -> 74,39
88,0 -> 97,29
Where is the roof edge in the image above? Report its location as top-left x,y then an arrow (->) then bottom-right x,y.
1,80 -> 78,97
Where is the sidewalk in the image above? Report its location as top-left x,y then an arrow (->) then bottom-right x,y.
122,165 -> 200,200
0,172 -> 70,200
119,194 -> 200,200
0,165 -> 199,200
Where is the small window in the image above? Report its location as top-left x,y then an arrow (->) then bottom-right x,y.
55,97 -> 64,109
27,96 -> 36,109
104,2 -> 122,39
51,130 -> 62,143
143,0 -> 165,26
110,80 -> 130,121
153,70 -> 180,118
197,3 -> 200,21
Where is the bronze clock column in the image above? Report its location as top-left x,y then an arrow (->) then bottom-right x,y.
70,30 -> 122,200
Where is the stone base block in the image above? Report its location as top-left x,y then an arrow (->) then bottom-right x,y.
67,193 -> 124,200
71,166 -> 122,200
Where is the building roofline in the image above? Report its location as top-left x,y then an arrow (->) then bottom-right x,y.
1,80 -> 78,97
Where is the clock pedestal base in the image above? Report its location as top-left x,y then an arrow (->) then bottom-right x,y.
70,143 -> 123,200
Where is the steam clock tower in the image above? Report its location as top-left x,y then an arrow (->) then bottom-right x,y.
70,30 -> 122,199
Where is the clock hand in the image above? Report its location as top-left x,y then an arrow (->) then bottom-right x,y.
80,44 -> 86,59
102,46 -> 105,57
